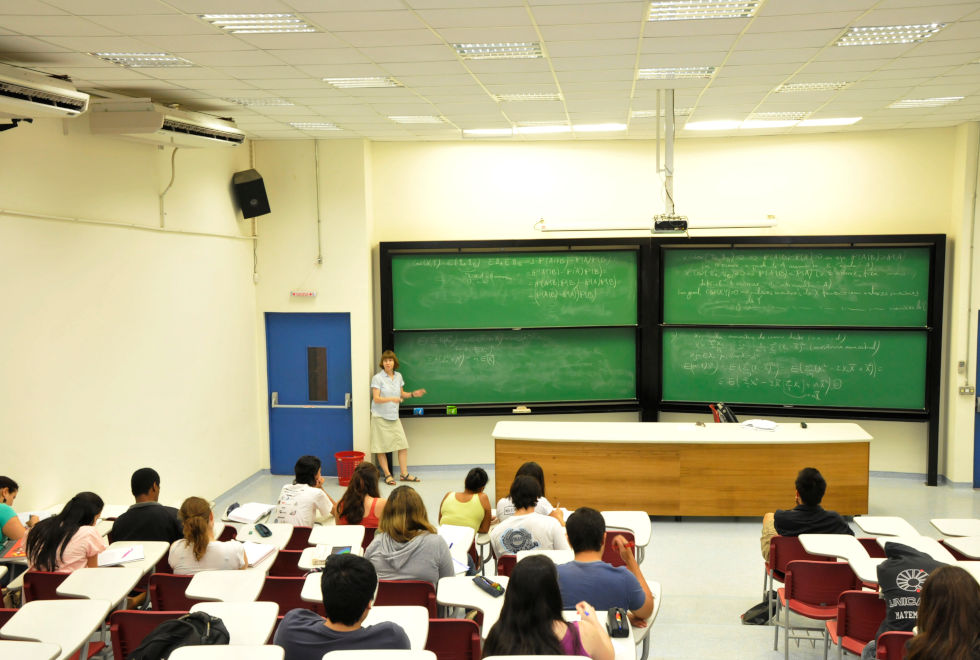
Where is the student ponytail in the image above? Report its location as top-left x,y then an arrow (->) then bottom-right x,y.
26,491 -> 103,572
178,497 -> 213,561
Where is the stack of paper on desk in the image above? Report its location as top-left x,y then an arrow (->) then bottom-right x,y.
242,542 -> 276,567
98,544 -> 144,566
226,502 -> 274,524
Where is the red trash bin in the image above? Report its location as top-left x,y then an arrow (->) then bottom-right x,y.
335,451 -> 365,486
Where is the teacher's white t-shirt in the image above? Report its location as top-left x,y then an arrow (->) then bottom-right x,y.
370,370 -> 404,420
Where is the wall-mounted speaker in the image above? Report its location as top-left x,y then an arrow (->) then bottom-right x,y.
232,169 -> 271,218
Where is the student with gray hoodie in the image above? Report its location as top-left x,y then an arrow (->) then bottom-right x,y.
364,485 -> 454,586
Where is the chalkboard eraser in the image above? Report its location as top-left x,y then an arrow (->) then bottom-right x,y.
513,405 -> 531,414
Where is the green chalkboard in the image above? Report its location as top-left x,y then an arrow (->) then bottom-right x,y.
392,251 -> 637,329
663,247 -> 930,326
662,328 -> 927,409
393,328 -> 636,405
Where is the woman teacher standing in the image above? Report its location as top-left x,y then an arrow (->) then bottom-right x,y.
371,350 -> 425,485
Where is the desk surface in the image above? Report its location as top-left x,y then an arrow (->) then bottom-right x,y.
190,601 -> 279,644
942,536 -> 980,559
169,646 -> 284,660
798,534 -> 870,562
237,523 -> 294,550
363,605 -> 429,651
0,640 -> 62,660
436,575 -> 509,638
931,518 -> 980,537
876,536 -> 956,563
492,421 -> 872,445
56,566 -> 143,606
0,599 -> 112,660
104,540 -> 170,576
186,570 -> 265,602
308,525 -> 365,548
854,517 -> 921,537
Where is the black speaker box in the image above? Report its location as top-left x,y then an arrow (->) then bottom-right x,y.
232,169 -> 271,218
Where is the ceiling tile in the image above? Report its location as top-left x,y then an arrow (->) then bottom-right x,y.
332,29 -> 441,47
86,14 -> 214,35
530,3 -> 647,25
268,48 -> 371,66
138,34 -> 244,52
304,11 -> 425,32
736,29 -> 840,50
232,33 -> 351,50
642,34 -> 739,53
855,4 -> 979,25
0,35 -> 70,52
432,26 -> 538,42
357,45 -> 455,62
538,22 -> 639,41
414,6 -> 532,27
545,39 -> 637,58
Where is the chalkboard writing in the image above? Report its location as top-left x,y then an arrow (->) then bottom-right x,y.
394,328 -> 636,405
662,328 -> 926,409
663,247 -> 929,326
392,251 -> 637,329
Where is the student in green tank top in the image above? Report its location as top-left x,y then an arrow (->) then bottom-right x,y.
438,467 -> 492,533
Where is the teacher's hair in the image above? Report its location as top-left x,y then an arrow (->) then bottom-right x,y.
378,350 -> 399,369
293,455 -> 322,487
26,491 -> 103,572
379,486 -> 435,542
515,461 -> 547,497
483,554 -> 565,656
907,565 -> 980,660
178,496 -> 213,561
338,462 -> 381,524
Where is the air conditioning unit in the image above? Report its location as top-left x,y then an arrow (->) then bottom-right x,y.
88,99 -> 245,147
0,62 -> 90,118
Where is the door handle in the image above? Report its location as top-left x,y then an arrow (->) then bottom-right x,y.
271,392 -> 351,410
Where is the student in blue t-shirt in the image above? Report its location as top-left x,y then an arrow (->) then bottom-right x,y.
1,476 -> 37,547
556,507 -> 655,625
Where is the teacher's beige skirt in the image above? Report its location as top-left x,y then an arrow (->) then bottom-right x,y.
370,415 -> 409,453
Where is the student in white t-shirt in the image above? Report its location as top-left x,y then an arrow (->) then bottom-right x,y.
273,455 -> 336,527
168,496 -> 245,574
490,475 -> 570,558
495,461 -> 564,525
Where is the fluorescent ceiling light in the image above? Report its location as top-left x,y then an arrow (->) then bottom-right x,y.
835,23 -> 945,46
201,13 -> 317,34
639,66 -> 715,79
290,122 -> 341,130
683,119 -> 740,131
797,117 -> 862,126
740,119 -> 798,128
453,42 -> 542,60
223,97 -> 294,106
463,128 -> 515,137
775,81 -> 852,92
323,77 -> 402,88
748,111 -> 808,121
514,124 -> 570,134
92,52 -> 193,68
495,92 -> 563,102
388,115 -> 445,124
648,0 -> 760,21
888,96 -> 963,108
573,123 -> 628,132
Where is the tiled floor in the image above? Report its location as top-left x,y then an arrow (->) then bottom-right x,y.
214,468 -> 979,660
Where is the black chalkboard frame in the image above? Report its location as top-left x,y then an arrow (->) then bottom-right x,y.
652,234 -> 946,485
379,238 -> 656,417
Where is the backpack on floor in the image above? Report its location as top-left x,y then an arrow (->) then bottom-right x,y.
127,611 -> 230,660
741,591 -> 776,625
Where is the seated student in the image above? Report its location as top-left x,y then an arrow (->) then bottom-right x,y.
273,553 -> 410,660
168,497 -> 245,574
1,475 -> 38,547
906,565 -> 980,660
861,542 -> 946,660
364,485 -> 453,586
483,554 -> 613,660
272,455 -> 336,527
760,466 -> 853,561
26,492 -> 105,572
490,475 -> 570,557
557,507 -> 654,625
110,467 -> 182,543
438,467 -> 491,533
336,462 -> 386,527
496,461 -> 564,524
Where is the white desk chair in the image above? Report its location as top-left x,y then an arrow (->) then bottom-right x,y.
930,518 -> 980,537
853,516 -> 919,537
875,536 -> 956,563
475,532 -> 492,576
324,651 -> 436,659
516,549 -> 574,565
633,579 -> 662,660
601,511 -> 652,563
100,504 -> 130,520
436,575 -> 509,639
438,524 -> 476,574
0,598 -> 112,660
943,536 -> 980,559
364,606 -> 429,650
562,609 -> 634,660
186,569 -> 266,602
301,572 -> 323,603
95,519 -> 114,539
0,640 -> 61,660
190,601 -> 279,644
238,523 -> 294,549
0,565 -> 6,582
169,646 -> 284,660
55,566 -> 143,607
298,545 -> 363,571
308,525 -> 366,549
957,561 -> 980,583
798,534 -> 871,562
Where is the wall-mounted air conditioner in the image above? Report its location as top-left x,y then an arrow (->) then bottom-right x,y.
88,99 -> 245,147
0,62 -> 90,118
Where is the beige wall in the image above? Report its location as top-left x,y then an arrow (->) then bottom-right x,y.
2,118 -> 977,516
0,118 -> 262,511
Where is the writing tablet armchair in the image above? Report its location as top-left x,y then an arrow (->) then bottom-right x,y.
825,590 -> 886,659
775,560 -> 861,660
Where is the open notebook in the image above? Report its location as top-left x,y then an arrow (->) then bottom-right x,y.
242,541 -> 276,567
98,544 -> 145,567
225,502 -> 274,524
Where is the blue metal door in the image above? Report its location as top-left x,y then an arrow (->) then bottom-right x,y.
266,313 -> 352,475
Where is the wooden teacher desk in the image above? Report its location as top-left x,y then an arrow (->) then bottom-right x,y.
492,421 -> 870,517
